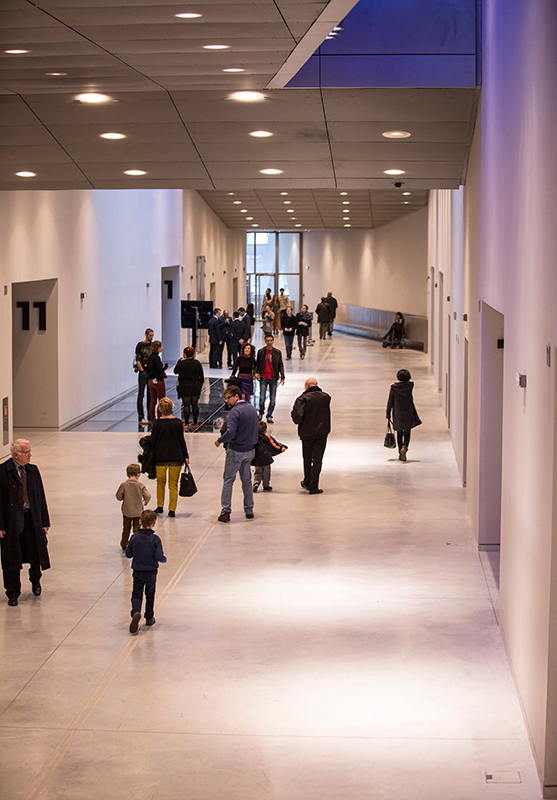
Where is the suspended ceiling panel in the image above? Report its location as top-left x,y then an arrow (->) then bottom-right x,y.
0,0 -> 478,228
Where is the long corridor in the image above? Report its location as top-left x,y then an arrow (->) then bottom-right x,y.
0,333 -> 541,799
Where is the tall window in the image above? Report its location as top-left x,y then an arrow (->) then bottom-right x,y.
246,232 -> 301,315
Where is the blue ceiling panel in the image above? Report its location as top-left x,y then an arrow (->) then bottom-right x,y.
287,0 -> 479,89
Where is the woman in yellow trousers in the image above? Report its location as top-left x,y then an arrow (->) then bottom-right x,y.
149,397 -> 189,517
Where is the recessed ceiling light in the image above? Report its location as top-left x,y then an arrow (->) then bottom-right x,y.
5,49 -> 28,54
343,217 -> 350,220
250,130 -> 273,138
342,201 -> 350,204
100,132 -> 126,140
382,130 -> 411,139
227,192 -> 235,195
384,169 -> 405,175
260,168 -> 282,175
175,12 -> 202,18
252,224 -> 258,227
124,169 -> 146,176
76,92 -> 112,104
233,200 -> 241,204
280,192 -> 288,195
229,91 -> 265,102
402,201 -> 412,204
283,201 -> 291,204
291,217 -> 297,220
204,44 -> 229,50
287,209 -> 294,213
240,209 -> 247,213
223,68 -> 244,73
246,217 -> 253,220
45,72 -> 67,76
402,191 -> 411,195
344,224 -> 351,227
340,191 -> 348,195
16,171 -> 36,177
295,224 -> 301,227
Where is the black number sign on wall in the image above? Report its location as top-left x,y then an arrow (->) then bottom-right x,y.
16,301 -> 47,331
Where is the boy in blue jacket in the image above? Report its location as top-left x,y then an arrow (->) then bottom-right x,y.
125,508 -> 166,634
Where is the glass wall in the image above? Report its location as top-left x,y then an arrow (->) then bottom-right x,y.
246,232 -> 301,315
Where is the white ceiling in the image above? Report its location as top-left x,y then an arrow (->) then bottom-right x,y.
0,0 -> 478,228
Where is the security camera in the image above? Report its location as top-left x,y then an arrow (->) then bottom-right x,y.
392,181 -> 405,189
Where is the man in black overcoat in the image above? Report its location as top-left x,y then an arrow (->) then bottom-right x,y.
0,439 -> 51,606
291,377 -> 331,494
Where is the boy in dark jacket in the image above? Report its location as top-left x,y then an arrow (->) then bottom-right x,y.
252,421 -> 287,492
386,368 -> 422,461
125,508 -> 167,634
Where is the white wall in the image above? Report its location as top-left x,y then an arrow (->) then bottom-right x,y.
302,208 -> 428,315
181,190 -> 246,353
428,0 -> 557,791
0,189 -> 183,454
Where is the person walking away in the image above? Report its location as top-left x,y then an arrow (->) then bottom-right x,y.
252,420 -> 287,492
261,289 -> 272,316
146,340 -> 167,421
126,509 -> 166,634
246,303 -> 255,339
324,292 -> 338,336
219,309 -> 233,367
271,294 -> 281,333
174,346 -> 204,429
296,305 -> 311,359
238,307 -> 252,342
316,297 -> 333,340
255,334 -> 285,423
232,342 -> 256,404
208,308 -> 224,368
135,327 -> 154,424
115,463 -> 151,551
214,386 -> 259,523
150,397 -> 189,516
230,311 -> 245,365
281,306 -> 297,359
0,439 -> 51,606
386,368 -> 421,461
382,312 -> 406,349
291,378 -> 331,494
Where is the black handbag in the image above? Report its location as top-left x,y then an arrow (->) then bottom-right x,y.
384,420 -> 396,449
179,465 -> 198,497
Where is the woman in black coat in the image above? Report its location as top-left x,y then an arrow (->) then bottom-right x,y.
174,346 -> 204,428
386,368 -> 421,461
146,340 -> 167,420
150,397 -> 189,517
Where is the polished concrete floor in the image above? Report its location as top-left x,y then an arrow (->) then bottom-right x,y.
0,333 -> 541,799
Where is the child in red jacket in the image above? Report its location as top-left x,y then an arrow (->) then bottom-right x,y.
252,421 -> 287,491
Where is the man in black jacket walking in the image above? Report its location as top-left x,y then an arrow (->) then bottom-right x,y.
315,298 -> 333,340
324,292 -> 338,336
208,308 -> 223,368
291,378 -> 331,494
0,439 -> 51,605
255,334 -> 285,423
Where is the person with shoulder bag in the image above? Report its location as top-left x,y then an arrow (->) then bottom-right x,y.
386,368 -> 421,461
150,397 -> 189,517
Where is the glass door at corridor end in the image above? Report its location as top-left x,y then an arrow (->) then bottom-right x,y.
246,231 -> 301,318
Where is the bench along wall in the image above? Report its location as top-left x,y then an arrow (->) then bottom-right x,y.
301,208 -> 428,321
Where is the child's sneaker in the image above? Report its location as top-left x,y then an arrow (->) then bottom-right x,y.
146,617 -> 156,626
129,612 -> 141,634
263,486 -> 273,491
253,483 -> 259,492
